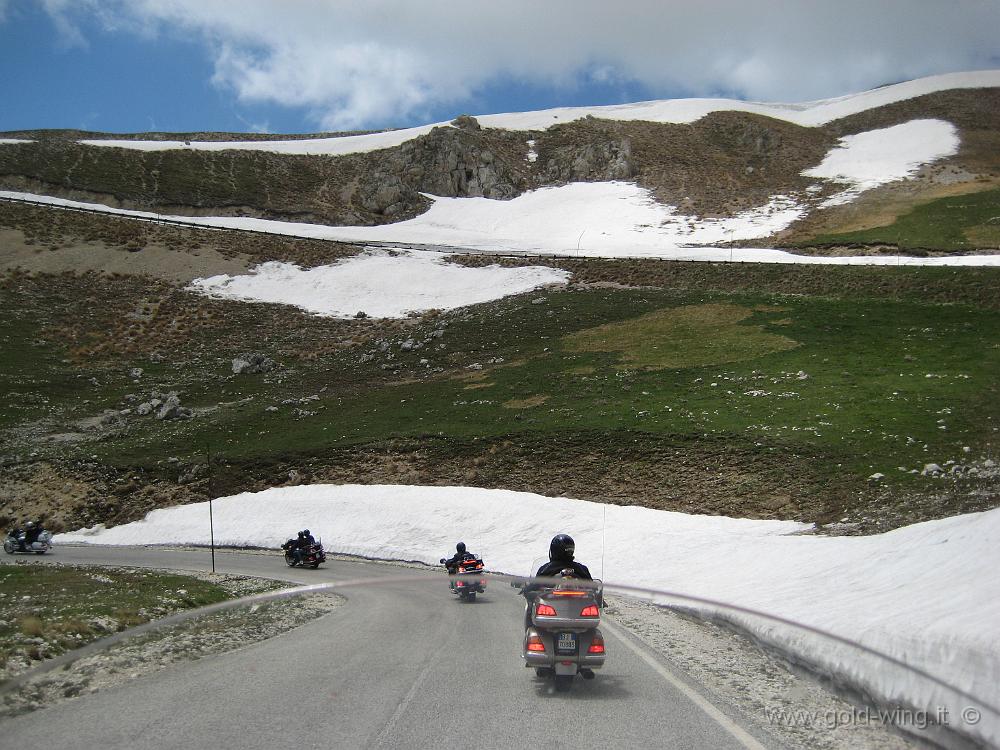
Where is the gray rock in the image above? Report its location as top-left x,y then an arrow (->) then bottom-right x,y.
232,353 -> 277,375
136,402 -> 153,416
451,114 -> 481,131
156,393 -> 192,421
920,463 -> 943,476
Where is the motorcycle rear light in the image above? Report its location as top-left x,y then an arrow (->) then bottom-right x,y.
580,605 -> 599,617
535,603 -> 557,617
551,590 -> 588,597
526,635 -> 546,652
587,637 -> 606,655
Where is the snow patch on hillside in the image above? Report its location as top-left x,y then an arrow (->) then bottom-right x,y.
804,119 -> 960,207
188,249 -> 569,318
5,187 -> 1000,266
60,485 -> 1000,745
72,70 -> 1000,156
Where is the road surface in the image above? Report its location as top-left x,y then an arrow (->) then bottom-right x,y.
1,546 -> 781,749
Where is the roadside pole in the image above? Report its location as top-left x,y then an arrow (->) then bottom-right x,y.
206,444 -> 216,573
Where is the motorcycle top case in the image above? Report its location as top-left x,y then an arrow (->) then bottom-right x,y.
530,590 -> 601,630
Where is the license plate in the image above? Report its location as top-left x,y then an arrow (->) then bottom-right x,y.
556,632 -> 577,654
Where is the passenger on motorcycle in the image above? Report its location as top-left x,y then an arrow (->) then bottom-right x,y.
522,533 -> 593,629
280,531 -> 309,565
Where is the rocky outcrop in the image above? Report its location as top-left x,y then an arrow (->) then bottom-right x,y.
1,89 -> 996,226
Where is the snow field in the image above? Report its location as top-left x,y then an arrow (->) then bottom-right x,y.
60,484 -> 1000,745
5,185 -> 998,269
188,249 -> 570,318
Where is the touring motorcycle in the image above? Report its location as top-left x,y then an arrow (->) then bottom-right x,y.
515,571 -> 606,690
440,555 -> 487,601
282,540 -> 326,569
4,528 -> 53,555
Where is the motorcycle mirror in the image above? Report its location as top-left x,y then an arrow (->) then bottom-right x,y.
439,558 -> 447,564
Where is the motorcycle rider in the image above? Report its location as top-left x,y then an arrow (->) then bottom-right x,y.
24,521 -> 41,547
443,541 -> 476,574
522,533 -> 593,630
301,529 -> 315,545
280,531 -> 308,565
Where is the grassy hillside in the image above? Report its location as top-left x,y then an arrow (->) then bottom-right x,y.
1,205 -> 997,535
808,188 -> 1000,251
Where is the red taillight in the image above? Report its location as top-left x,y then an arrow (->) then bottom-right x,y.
588,636 -> 605,654
455,580 -> 465,587
526,635 -> 546,652
535,603 -> 557,617
580,605 -> 599,617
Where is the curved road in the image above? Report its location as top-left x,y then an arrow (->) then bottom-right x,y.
1,546 -> 779,749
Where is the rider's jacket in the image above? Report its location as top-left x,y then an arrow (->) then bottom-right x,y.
444,551 -> 477,571
523,559 -> 593,598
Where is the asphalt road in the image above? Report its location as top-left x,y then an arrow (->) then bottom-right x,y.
1,546 -> 780,749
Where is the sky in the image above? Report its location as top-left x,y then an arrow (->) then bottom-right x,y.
2,0 -> 999,135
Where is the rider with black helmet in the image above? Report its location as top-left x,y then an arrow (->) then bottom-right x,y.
522,533 -> 593,629
443,541 -> 476,573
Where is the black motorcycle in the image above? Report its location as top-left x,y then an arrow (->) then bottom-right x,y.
441,555 -> 487,601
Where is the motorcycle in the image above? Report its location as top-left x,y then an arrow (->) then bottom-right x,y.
282,540 -> 326,569
515,571 -> 606,691
4,529 -> 53,555
440,555 -> 487,601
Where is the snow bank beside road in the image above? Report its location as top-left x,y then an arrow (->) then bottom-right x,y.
61,484 -> 1000,745
188,249 -> 569,318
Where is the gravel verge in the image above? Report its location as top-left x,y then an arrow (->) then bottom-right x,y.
606,595 -> 916,749
0,570 -> 342,718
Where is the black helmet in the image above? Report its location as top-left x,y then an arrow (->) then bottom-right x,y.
456,541 -> 466,554
297,530 -> 305,538
25,521 -> 36,530
303,529 -> 311,536
549,533 -> 575,562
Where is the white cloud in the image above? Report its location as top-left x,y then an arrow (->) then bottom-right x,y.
36,0 -> 1000,129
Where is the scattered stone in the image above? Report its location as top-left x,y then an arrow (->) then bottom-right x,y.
868,473 -> 885,482
156,393 -> 192,421
129,368 -> 143,380
920,463 -> 943,476
232,353 -> 277,375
